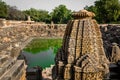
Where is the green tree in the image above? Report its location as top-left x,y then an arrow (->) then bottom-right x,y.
84,5 -> 98,20
85,0 -> 120,23
50,5 -> 72,24
23,8 -> 50,23
0,0 -> 7,18
7,6 -> 27,20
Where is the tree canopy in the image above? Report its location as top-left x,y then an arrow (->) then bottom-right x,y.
85,0 -> 120,23
23,5 -> 72,23
7,6 -> 27,20
23,8 -> 50,23
0,0 -> 8,18
50,5 -> 72,24
1,0 -> 120,24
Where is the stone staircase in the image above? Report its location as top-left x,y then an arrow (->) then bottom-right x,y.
109,62 -> 120,80
0,55 -> 26,80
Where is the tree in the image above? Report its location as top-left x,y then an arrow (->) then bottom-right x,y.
50,5 -> 72,24
0,0 -> 8,18
38,10 -> 51,23
23,8 -> 50,23
85,0 -> 120,23
7,6 -> 27,20
84,5 -> 98,20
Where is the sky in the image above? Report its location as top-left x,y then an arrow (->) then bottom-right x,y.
3,0 -> 96,12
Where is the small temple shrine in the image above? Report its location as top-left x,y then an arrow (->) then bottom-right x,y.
52,10 -> 109,80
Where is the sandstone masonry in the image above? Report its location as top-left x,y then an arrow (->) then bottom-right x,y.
53,10 -> 110,80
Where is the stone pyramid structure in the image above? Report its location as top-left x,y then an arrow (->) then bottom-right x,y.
52,10 -> 109,80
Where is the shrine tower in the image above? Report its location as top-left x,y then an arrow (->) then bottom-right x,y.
52,10 -> 109,80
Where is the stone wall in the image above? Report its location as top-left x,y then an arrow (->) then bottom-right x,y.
0,24 -> 66,57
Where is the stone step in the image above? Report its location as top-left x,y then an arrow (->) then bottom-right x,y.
0,55 -> 9,66
117,61 -> 120,66
0,58 -> 15,67
109,63 -> 118,68
0,58 -> 15,77
110,72 -> 120,76
0,60 -> 25,80
109,79 -> 120,80
109,63 -> 120,80
110,75 -> 120,80
109,64 -> 120,72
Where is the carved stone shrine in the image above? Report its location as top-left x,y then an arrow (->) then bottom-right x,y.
52,10 -> 109,80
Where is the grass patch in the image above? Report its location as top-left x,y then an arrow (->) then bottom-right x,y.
23,38 -> 62,54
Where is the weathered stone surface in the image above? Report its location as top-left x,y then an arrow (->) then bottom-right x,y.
72,10 -> 95,19
42,65 -> 54,80
0,59 -> 26,80
53,10 -> 109,80
111,43 -> 120,63
26,66 -> 42,80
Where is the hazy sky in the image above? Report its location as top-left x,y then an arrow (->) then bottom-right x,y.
3,0 -> 96,12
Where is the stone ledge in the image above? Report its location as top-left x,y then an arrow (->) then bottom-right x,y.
0,55 -> 9,66
0,58 -> 15,77
0,60 -> 25,80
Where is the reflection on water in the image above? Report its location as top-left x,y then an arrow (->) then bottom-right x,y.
22,47 -> 55,68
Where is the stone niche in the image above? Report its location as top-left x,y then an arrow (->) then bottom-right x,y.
52,10 -> 109,80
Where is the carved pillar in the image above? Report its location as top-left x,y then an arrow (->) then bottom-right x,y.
74,66 -> 81,80
57,61 -> 64,79
64,64 -> 73,80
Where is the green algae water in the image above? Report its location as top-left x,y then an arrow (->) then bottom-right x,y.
22,38 -> 62,68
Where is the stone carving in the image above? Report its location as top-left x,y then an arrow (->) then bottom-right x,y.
57,61 -> 65,79
53,10 -> 109,80
74,66 -> 81,80
111,43 -> 120,63
67,54 -> 74,64
64,64 -> 72,80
